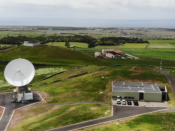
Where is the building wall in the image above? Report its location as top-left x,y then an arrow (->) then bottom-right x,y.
144,93 -> 162,102
113,91 -> 162,102
112,92 -> 139,100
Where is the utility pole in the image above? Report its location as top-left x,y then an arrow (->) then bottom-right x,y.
160,60 -> 162,71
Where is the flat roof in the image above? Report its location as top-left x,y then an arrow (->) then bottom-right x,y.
112,82 -> 161,93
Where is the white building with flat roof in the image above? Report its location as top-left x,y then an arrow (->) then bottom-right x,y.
23,41 -> 40,47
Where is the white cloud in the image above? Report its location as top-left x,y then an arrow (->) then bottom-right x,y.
1,0 -> 175,9
0,0 -> 175,26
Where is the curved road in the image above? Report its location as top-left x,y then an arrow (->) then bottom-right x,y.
47,106 -> 166,131
0,92 -> 41,131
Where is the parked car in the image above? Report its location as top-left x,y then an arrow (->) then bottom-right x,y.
122,99 -> 126,105
133,100 -> 139,106
117,99 -> 121,104
127,100 -> 132,105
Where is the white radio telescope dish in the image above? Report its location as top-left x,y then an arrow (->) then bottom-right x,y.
4,58 -> 35,87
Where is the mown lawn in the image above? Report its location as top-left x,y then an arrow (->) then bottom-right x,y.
148,40 -> 175,48
47,42 -> 89,48
79,112 -> 175,131
9,104 -> 111,131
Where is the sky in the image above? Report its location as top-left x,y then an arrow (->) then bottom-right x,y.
0,0 -> 175,27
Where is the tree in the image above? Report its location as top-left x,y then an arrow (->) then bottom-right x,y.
65,41 -> 70,48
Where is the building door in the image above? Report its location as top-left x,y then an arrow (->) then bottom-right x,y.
162,92 -> 167,101
139,93 -> 144,100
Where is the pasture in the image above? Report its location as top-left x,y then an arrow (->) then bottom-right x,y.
121,48 -> 175,61
121,43 -> 149,48
0,44 -> 14,47
47,42 -> 88,48
148,40 -> 175,48
95,43 -> 148,49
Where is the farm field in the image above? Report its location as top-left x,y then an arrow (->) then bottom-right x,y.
121,43 -> 149,48
121,48 -> 175,61
47,42 -> 88,48
148,40 -> 175,48
95,43 -> 148,49
0,30 -> 46,38
0,44 -> 14,47
78,112 -> 175,131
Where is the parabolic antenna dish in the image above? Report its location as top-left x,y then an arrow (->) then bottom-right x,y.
4,58 -> 35,87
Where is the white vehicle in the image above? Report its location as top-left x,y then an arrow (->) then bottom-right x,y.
122,99 -> 126,105
117,99 -> 121,104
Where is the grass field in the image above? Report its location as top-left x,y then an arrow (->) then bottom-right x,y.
0,30 -> 46,38
9,104 -> 111,131
120,48 -> 175,61
148,40 -> 175,48
95,43 -> 148,49
121,43 -> 149,48
47,42 -> 89,48
78,112 -> 175,131
0,44 -> 14,47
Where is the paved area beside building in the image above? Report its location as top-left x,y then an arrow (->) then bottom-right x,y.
0,92 -> 41,131
112,99 -> 168,107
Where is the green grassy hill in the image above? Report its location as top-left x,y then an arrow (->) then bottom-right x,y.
0,45 -> 105,65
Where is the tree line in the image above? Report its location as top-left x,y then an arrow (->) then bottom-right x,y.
0,35 -> 149,48
95,37 -> 149,46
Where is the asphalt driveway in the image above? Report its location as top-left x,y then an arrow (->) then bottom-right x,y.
0,92 -> 41,131
48,106 -> 166,131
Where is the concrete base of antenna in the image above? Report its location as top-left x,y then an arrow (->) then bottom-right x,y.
13,86 -> 33,103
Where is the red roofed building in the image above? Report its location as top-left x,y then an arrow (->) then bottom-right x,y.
106,53 -> 115,58
102,49 -> 125,56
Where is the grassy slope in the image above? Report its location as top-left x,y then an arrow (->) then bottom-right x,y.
32,66 -> 169,104
80,113 -> 175,131
47,42 -> 88,48
9,104 -> 111,131
0,45 -> 105,65
8,66 -> 175,131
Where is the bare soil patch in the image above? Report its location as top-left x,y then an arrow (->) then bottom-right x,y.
0,107 -> 4,120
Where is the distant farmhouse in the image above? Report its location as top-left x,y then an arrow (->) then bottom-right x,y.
23,41 -> 40,47
94,52 -> 106,59
102,49 -> 125,58
95,49 -> 139,60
